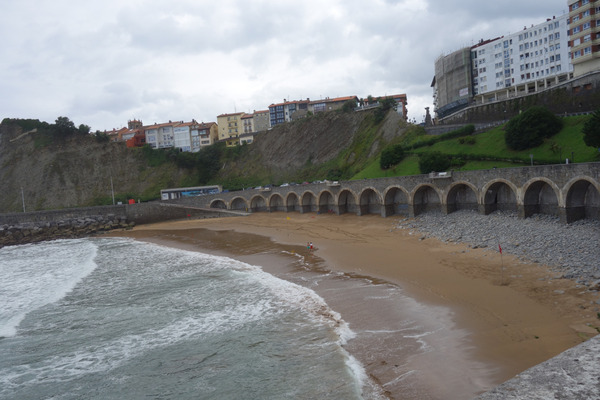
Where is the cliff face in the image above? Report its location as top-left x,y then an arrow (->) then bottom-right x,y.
0,110 -> 406,212
0,123 -> 187,212
214,110 -> 406,185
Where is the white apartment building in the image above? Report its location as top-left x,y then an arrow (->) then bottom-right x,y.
173,124 -> 192,152
145,122 -> 175,149
471,14 -> 573,105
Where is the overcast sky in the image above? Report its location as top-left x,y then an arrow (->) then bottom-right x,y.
1,0 -> 570,131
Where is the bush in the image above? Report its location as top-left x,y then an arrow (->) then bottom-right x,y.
380,144 -> 405,169
94,131 -> 110,143
374,97 -> 397,123
505,106 -> 562,150
341,99 -> 356,113
583,109 -> 600,148
419,152 -> 451,174
458,136 -> 476,145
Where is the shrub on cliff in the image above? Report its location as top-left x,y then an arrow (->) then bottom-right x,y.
505,106 -> 562,150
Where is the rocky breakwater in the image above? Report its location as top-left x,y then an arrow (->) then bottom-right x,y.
0,214 -> 134,248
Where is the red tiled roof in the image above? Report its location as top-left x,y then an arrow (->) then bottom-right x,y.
269,99 -> 310,107
309,95 -> 358,104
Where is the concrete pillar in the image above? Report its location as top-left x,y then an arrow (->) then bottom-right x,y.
441,203 -> 452,215
408,204 -> 416,218
479,203 -> 494,215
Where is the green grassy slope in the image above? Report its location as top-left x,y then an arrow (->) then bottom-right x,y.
352,115 -> 598,180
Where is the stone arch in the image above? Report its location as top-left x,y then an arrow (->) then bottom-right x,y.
446,182 -> 479,213
564,176 -> 600,222
230,197 -> 248,211
358,187 -> 382,216
210,199 -> 227,209
382,186 -> 410,217
411,184 -> 442,216
286,192 -> 300,212
268,193 -> 285,212
482,179 -> 518,215
300,191 -> 317,213
337,189 -> 358,215
250,195 -> 267,213
318,190 -> 335,214
522,178 -> 560,218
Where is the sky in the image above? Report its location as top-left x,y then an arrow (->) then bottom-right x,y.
1,0 -> 570,132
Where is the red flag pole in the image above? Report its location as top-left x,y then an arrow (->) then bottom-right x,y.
498,241 -> 505,284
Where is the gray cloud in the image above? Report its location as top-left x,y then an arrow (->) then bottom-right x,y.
0,0 -> 568,130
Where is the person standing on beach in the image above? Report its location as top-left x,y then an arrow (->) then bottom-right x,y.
310,242 -> 313,251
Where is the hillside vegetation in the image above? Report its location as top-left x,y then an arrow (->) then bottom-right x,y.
0,108 -> 597,213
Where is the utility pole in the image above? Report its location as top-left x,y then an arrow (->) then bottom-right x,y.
21,187 -> 25,212
110,176 -> 115,205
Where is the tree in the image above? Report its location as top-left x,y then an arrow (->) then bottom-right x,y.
341,99 -> 356,113
583,109 -> 600,148
374,97 -> 397,123
78,124 -> 91,135
380,144 -> 405,169
94,131 -> 110,143
505,106 -> 562,150
419,152 -> 451,174
54,116 -> 77,137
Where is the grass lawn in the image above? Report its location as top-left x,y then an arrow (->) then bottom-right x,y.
351,115 -> 599,180
411,115 -> 597,164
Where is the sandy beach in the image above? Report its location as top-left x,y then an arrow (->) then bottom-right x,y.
108,213 -> 599,399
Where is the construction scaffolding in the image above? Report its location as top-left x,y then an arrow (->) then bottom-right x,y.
434,47 -> 472,118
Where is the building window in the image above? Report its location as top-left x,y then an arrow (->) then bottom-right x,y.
584,46 -> 592,55
583,22 -> 591,30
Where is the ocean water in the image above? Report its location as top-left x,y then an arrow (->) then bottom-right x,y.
0,238 -> 379,400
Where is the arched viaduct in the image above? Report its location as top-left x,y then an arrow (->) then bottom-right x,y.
174,162 -> 600,224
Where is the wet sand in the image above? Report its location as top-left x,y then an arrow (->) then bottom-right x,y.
108,213 -> 599,399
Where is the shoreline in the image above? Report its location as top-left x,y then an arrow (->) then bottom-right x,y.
107,213 -> 599,399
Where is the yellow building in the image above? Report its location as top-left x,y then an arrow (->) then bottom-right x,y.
217,112 -> 245,146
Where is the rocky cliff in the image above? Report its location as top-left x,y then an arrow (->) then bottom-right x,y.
214,110 -> 406,186
0,122 -> 189,212
0,110 -> 406,212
